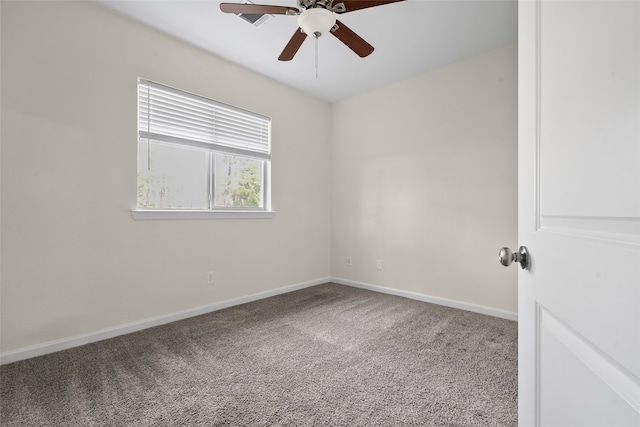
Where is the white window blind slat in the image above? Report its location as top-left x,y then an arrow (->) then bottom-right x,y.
139,81 -> 271,127
138,80 -> 271,156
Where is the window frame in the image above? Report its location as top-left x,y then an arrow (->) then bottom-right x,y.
132,79 -> 274,220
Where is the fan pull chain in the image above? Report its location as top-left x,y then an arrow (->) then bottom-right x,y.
315,35 -> 319,79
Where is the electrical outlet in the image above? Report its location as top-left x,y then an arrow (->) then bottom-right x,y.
207,271 -> 214,285
346,256 -> 352,266
376,260 -> 382,270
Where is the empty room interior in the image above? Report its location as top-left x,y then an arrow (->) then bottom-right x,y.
0,0 -> 522,425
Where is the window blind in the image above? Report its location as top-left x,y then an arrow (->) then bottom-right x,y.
138,80 -> 271,159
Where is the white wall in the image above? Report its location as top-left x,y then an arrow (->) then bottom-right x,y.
331,44 -> 518,313
1,1 -> 518,359
0,1 -> 331,354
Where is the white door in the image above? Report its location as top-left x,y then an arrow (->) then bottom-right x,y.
518,1 -> 640,426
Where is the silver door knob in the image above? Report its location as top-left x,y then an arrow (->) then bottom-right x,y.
499,246 -> 530,270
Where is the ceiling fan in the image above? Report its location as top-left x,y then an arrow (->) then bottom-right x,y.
220,0 -> 406,61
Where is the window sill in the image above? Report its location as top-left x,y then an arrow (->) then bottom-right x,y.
131,209 -> 275,220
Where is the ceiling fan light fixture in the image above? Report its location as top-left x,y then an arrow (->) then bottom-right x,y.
297,8 -> 336,37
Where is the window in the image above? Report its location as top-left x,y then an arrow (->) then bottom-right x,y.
134,79 -> 272,219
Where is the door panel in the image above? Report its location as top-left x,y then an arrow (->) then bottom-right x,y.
540,309 -> 639,426
540,0 -> 640,218
518,0 -> 640,425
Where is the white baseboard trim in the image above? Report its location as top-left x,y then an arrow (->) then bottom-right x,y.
331,277 -> 518,322
1,276 -> 516,365
0,277 -> 330,366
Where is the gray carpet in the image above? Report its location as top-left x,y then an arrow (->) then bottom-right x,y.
0,283 -> 517,426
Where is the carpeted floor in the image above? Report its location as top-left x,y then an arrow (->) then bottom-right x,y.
0,283 -> 517,426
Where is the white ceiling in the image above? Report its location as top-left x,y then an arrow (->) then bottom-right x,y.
94,0 -> 518,103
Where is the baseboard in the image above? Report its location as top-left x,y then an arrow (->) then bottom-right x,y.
1,276 -> 516,365
331,277 -> 518,322
0,277 -> 330,366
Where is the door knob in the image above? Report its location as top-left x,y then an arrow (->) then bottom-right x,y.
499,246 -> 530,270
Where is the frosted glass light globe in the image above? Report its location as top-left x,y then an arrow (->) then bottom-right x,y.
298,8 -> 336,37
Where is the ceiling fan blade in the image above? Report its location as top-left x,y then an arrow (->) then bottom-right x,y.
278,28 -> 308,61
219,3 -> 298,15
339,0 -> 405,13
330,20 -> 374,58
